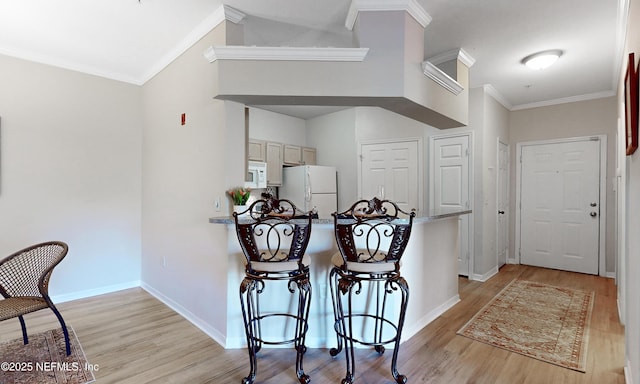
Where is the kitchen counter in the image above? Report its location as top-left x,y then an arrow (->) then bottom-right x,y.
208,208 -> 471,224
210,208 -> 470,349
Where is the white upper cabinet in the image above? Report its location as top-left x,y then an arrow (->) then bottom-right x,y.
248,139 -> 266,162
302,147 -> 316,165
283,144 -> 302,165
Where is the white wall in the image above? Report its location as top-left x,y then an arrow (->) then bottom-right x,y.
248,107 -> 306,146
306,108 -> 358,211
479,90 -> 510,276
140,23 -> 242,344
307,106 -> 446,213
355,106 -> 440,213
0,54 -> 143,300
623,0 -> 640,381
427,87 -> 510,279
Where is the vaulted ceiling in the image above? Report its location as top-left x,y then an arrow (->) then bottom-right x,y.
0,0 -> 625,113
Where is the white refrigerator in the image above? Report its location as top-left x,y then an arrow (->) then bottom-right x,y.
280,165 -> 337,218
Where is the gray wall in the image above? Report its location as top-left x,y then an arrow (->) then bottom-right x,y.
621,0 -> 640,379
0,53 -> 143,299
509,97 -> 617,273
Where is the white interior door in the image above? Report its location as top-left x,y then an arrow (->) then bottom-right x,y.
497,140 -> 509,268
519,139 -> 600,274
360,140 -> 419,214
430,134 -> 471,276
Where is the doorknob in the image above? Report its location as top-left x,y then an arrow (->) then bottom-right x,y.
498,210 -> 505,214
590,211 -> 598,217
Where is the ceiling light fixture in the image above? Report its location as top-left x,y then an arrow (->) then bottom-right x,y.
522,49 -> 563,70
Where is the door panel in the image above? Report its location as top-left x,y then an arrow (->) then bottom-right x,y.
434,138 -> 468,210
497,141 -> 509,267
361,141 -> 419,214
432,135 -> 470,276
440,166 -> 462,205
520,140 -> 600,274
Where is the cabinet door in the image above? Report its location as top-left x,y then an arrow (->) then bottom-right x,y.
248,139 -> 266,162
283,144 -> 302,165
301,147 -> 316,165
265,142 -> 283,186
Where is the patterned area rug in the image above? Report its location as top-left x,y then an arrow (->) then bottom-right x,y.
0,327 -> 95,384
457,279 -> 594,372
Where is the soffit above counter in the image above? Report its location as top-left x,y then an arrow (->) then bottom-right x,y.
204,46 -> 370,62
204,1 -> 473,129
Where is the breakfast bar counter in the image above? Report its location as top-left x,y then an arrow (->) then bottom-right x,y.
209,208 -> 471,349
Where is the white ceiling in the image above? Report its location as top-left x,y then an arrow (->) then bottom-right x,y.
0,0 -> 625,116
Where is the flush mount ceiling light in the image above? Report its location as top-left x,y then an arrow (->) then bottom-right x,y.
522,49 -> 563,70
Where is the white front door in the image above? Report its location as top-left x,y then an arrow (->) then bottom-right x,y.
519,139 -> 601,274
430,134 -> 471,276
360,140 -> 419,214
497,140 -> 509,268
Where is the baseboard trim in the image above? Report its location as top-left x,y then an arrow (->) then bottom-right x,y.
625,360 -> 633,384
51,280 -> 141,303
402,294 -> 460,343
618,298 -> 626,326
140,283 -> 227,348
472,266 -> 499,282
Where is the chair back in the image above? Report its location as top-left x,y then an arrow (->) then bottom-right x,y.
333,198 -> 415,270
234,197 -> 312,272
0,241 -> 68,299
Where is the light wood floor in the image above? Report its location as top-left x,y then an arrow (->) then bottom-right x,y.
0,264 -> 624,383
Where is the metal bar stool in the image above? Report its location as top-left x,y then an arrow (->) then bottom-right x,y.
329,197 -> 415,384
233,197 -> 313,384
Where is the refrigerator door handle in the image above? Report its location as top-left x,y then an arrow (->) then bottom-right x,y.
305,169 -> 312,202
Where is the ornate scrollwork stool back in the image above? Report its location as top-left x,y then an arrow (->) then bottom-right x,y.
233,197 -> 313,384
329,198 -> 415,384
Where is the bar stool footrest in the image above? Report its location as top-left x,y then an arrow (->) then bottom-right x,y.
248,313 -> 309,346
333,313 -> 399,347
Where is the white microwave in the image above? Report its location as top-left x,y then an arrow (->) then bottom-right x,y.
245,161 -> 267,189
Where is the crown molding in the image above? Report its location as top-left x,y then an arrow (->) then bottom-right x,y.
203,46 -> 370,63
220,5 -> 246,24
0,4 -> 249,86
428,48 -> 476,68
345,0 -> 432,31
422,61 -> 464,95
511,90 -> 616,111
140,5 -> 246,84
481,85 -> 615,111
483,85 -> 512,110
0,45 -> 143,85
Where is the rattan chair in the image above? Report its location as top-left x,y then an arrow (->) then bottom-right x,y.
329,198 -> 415,384
0,241 -> 71,356
233,197 -> 313,384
